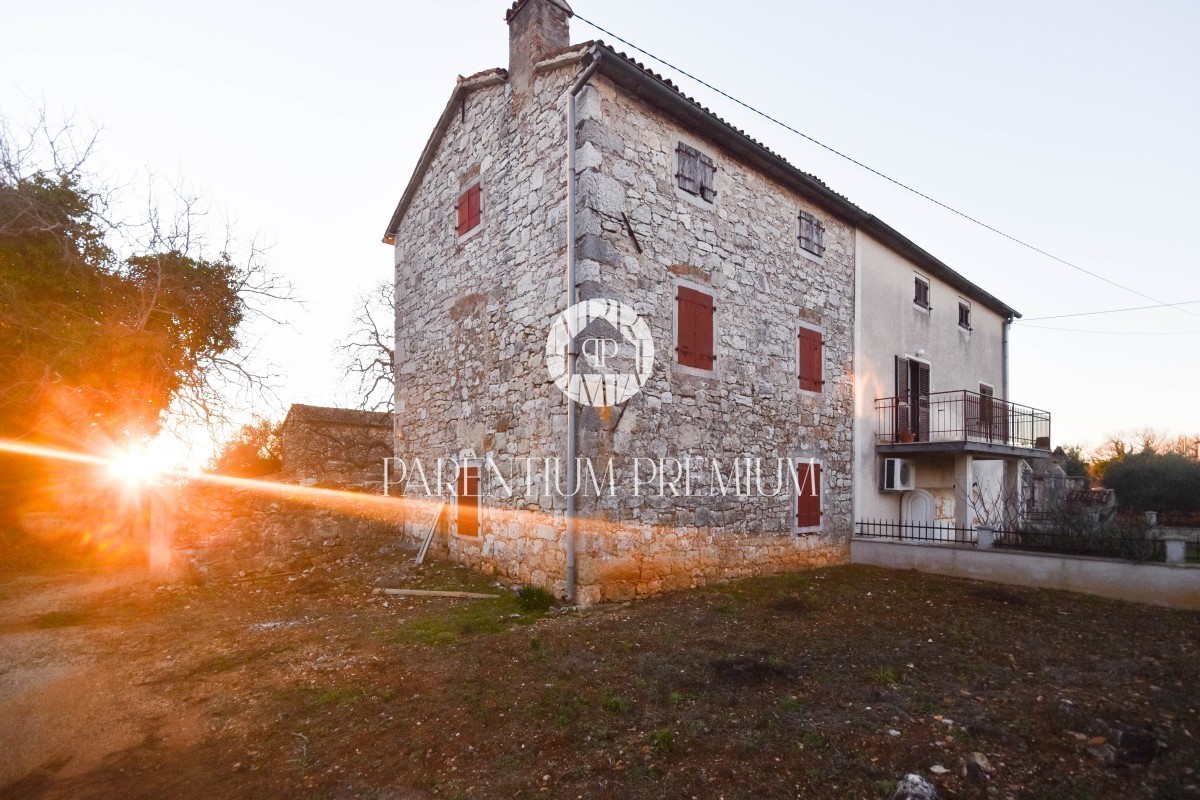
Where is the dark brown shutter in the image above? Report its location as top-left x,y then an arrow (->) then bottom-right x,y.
797,462 -> 822,529
699,152 -> 717,201
456,465 -> 480,536
916,361 -> 931,441
978,384 -> 994,440
798,327 -> 823,392
676,143 -> 700,195
895,356 -> 911,437
677,286 -> 715,370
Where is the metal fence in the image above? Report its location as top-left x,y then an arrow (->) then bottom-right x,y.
855,519 -> 1190,564
875,390 -> 1051,451
992,527 -> 1165,563
855,519 -> 978,544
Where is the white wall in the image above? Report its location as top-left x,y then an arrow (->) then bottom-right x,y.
852,538 -> 1200,611
853,231 -> 1011,524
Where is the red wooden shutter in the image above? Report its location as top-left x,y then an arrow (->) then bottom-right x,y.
466,184 -> 481,230
456,190 -> 469,235
456,465 -> 480,536
797,462 -> 822,529
798,327 -> 823,392
676,286 -> 715,370
457,185 -> 481,236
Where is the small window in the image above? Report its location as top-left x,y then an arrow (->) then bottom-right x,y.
676,143 -> 717,202
914,276 -> 930,310
676,285 -> 715,370
798,211 -> 825,257
457,183 -> 481,236
958,301 -> 972,330
456,464 -> 480,536
798,326 -> 824,392
796,460 -> 823,531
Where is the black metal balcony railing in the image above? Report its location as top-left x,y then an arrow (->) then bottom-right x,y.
875,390 -> 1051,451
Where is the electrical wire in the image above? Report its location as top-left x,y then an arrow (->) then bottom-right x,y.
1018,300 -> 1200,322
572,13 -> 1200,322
1018,323 -> 1200,335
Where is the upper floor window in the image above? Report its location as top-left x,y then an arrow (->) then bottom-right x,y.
676,285 -> 715,370
798,325 -> 824,393
676,143 -> 717,202
798,211 -> 825,257
457,183 -> 481,236
914,275 -> 931,310
958,300 -> 972,330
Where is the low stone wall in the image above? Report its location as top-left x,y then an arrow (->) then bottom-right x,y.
851,537 -> 1200,610
170,480 -> 406,581
405,503 -> 849,605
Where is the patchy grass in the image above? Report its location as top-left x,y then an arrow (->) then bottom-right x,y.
387,591 -> 548,646
2,562 -> 1197,800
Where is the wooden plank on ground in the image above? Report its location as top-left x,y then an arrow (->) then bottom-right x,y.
415,501 -> 445,565
372,588 -> 501,599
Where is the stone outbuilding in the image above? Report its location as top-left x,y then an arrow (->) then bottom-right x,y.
280,404 -> 392,490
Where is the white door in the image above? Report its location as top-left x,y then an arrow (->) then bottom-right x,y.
903,489 -> 936,527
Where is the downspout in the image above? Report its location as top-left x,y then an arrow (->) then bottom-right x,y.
564,50 -> 601,604
1002,316 -> 1011,400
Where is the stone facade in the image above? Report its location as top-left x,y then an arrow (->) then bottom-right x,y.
565,74 -> 854,603
385,2 -> 854,604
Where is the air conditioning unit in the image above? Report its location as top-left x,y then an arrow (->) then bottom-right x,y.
881,458 -> 916,491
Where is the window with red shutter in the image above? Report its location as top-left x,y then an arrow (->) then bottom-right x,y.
676,285 -> 715,370
456,464 -> 480,536
796,461 -> 822,530
798,326 -> 823,392
456,184 -> 481,236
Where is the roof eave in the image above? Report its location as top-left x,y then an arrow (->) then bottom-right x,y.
593,50 -> 1021,320
381,70 -> 508,245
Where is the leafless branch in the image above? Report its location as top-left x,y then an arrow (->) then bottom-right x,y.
336,280 -> 394,412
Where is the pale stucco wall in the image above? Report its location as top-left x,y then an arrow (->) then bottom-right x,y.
852,230 -> 1010,525
851,538 -> 1200,611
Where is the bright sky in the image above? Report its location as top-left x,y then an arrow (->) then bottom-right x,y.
3,0 -> 1197,464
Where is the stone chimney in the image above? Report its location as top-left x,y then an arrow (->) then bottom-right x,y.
506,0 -> 573,97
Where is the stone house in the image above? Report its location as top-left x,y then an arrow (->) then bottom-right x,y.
280,404 -> 393,490
382,0 -> 1048,602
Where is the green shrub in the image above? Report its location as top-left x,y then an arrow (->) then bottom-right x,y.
515,585 -> 555,613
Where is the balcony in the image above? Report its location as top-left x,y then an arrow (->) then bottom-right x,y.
875,390 -> 1052,458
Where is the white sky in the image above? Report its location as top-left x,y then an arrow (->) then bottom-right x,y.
3,0 -> 1197,463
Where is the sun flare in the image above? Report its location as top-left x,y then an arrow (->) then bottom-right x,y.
106,448 -> 162,487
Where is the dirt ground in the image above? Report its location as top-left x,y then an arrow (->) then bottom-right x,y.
0,555 -> 1197,800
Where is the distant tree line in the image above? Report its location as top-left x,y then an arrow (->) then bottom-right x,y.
1059,429 -> 1200,514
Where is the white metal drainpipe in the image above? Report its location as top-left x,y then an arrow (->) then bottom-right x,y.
564,50 -> 601,605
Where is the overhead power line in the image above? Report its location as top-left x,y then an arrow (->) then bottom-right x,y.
1019,323 -> 1200,335
1018,299 -> 1200,322
573,14 -> 1200,322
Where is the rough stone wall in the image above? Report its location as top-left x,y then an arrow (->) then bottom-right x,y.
391,64 -> 576,593
171,482 -> 404,581
390,61 -> 855,604
567,76 -> 854,603
280,416 -> 392,490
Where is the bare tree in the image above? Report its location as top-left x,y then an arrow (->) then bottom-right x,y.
336,280 -> 394,412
